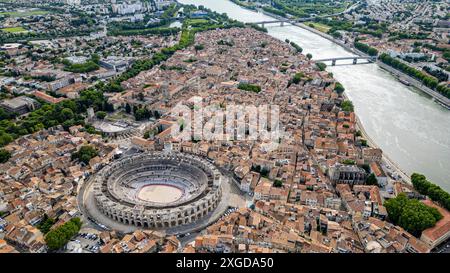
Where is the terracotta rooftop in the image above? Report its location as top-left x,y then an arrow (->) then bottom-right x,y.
421,200 -> 450,242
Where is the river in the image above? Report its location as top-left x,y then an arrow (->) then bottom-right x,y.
178,0 -> 450,192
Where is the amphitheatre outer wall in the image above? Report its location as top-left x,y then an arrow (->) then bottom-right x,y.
80,151 -> 234,234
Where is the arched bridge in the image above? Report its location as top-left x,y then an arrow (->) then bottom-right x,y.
315,56 -> 377,66
253,2 -> 361,28
253,18 -> 315,28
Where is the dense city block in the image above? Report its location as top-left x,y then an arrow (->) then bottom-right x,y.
0,0 -> 449,256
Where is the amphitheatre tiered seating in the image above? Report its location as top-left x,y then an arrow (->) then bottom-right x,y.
92,152 -> 223,229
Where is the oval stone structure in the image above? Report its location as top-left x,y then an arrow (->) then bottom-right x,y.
92,152 -> 223,229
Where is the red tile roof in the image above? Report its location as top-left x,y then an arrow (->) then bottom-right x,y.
421,200 -> 450,242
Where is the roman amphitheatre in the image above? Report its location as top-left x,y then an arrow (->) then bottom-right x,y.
79,151 -> 237,234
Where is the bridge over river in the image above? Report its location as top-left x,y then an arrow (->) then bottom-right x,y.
315,56 -> 377,66
178,0 -> 450,193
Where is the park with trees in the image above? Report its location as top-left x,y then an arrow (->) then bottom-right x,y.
341,100 -> 354,112
384,193 -> 442,236
334,82 -> 345,94
411,173 -> 450,211
44,217 -> 82,250
71,145 -> 98,165
354,41 -> 378,56
0,89 -> 110,148
63,55 -> 100,74
238,83 -> 262,93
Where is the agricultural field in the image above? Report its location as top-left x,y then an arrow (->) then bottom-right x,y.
1,26 -> 27,33
307,22 -> 331,33
0,9 -> 49,17
269,0 -> 353,18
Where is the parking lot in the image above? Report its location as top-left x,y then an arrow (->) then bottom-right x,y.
70,232 -> 103,253
432,239 -> 450,253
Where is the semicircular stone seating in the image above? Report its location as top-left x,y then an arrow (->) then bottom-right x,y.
92,151 -> 223,229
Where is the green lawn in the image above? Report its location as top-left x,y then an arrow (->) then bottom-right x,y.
186,19 -> 210,25
0,10 -> 49,17
106,110 -> 134,121
1,27 -> 27,33
307,22 -> 331,33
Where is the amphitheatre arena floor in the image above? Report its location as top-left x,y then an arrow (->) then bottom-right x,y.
136,184 -> 184,204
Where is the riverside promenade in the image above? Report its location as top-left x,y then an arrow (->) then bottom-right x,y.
355,116 -> 412,184
376,61 -> 450,109
339,91 -> 411,185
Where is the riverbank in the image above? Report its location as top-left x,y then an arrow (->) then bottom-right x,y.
376,61 -> 450,109
229,0 -> 257,12
259,6 -> 414,174
356,115 -> 412,184
259,9 -> 360,56
295,22 -> 359,55
301,27 -> 450,109
177,0 -> 450,192
258,8 -> 450,109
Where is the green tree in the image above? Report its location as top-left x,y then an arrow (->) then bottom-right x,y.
0,132 -> 13,147
102,82 -> 124,93
194,44 -> 204,52
71,145 -> 98,164
45,218 -> 82,250
342,159 -> 355,165
0,108 -> 14,120
291,72 -> 305,85
237,83 -> 261,93
64,60 -> 99,73
366,173 -> 378,186
61,108 -> 74,121
134,108 -> 150,121
411,173 -> 450,211
96,111 -> 107,120
37,214 -> 55,234
334,82 -> 345,94
125,103 -> 132,114
316,62 -> 327,71
384,193 -> 442,236
289,41 -> 303,53
354,41 -> 378,56
273,180 -> 283,188
341,100 -> 354,112
0,148 -> 11,163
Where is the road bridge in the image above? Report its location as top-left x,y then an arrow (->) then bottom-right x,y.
315,56 -> 376,66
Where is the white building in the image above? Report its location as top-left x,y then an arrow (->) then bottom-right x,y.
65,0 -> 81,5
112,1 -> 148,15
